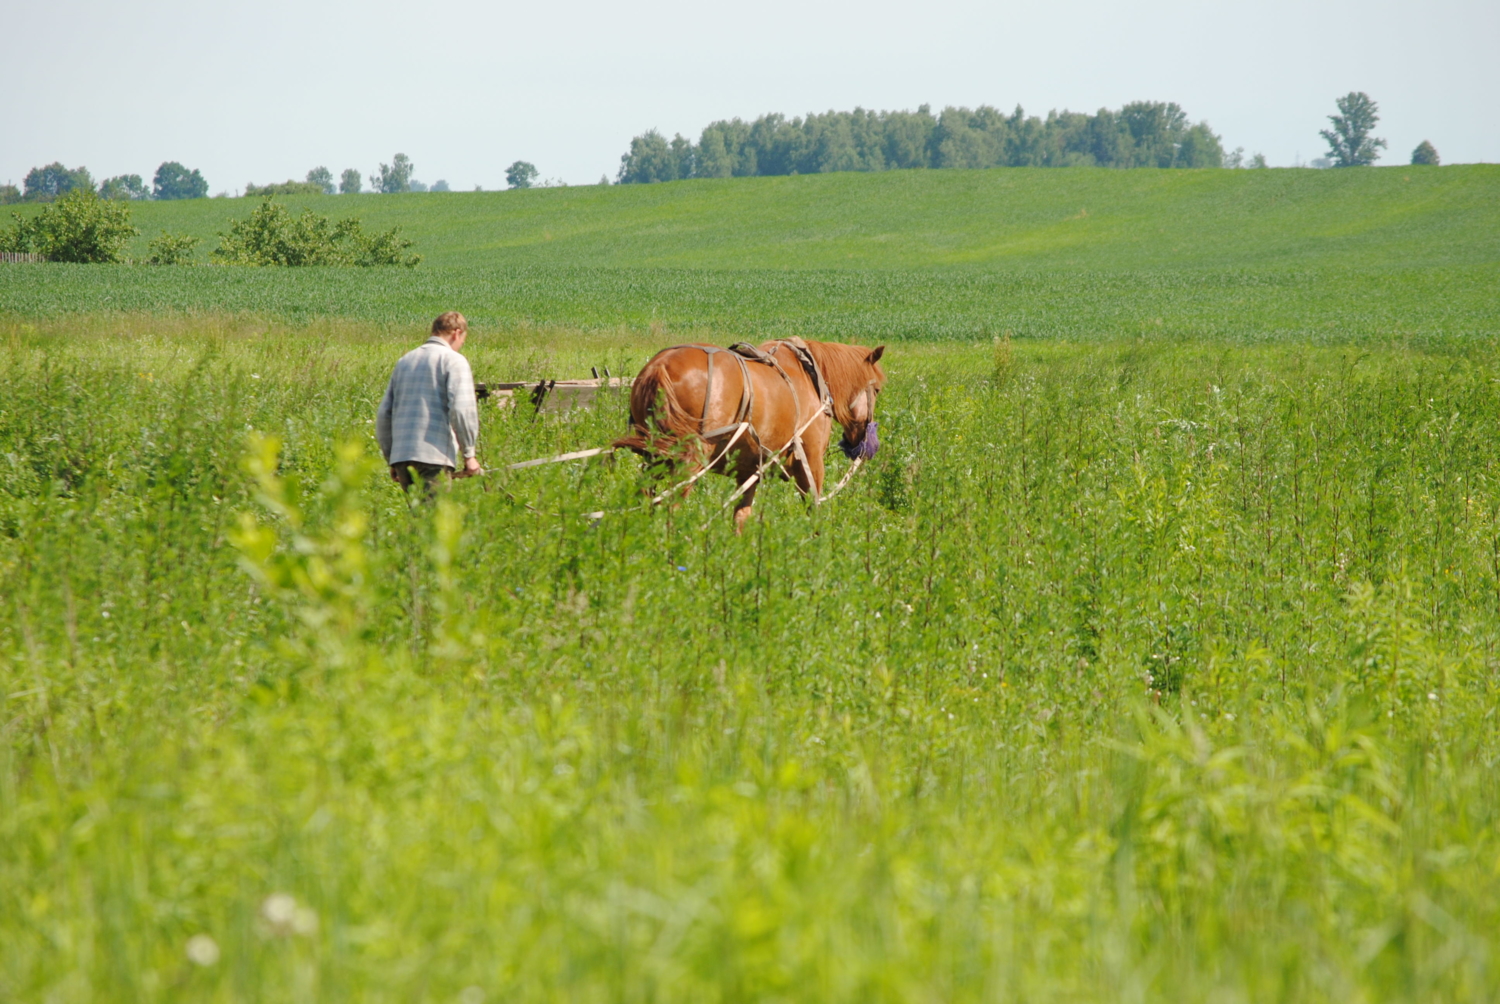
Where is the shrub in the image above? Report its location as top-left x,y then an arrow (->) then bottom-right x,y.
146,231 -> 201,265
211,200 -> 420,267
244,180 -> 326,198
0,189 -> 138,262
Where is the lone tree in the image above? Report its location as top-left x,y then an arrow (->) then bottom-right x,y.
1411,141 -> 1440,166
154,162 -> 209,200
373,154 -> 413,194
339,169 -> 362,194
1319,92 -> 1386,167
306,166 -> 335,194
505,161 -> 538,189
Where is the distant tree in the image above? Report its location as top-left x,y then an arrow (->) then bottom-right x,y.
306,166 -> 336,194
598,175 -> 609,186
431,179 -> 451,192
506,161 -> 538,189
99,174 -> 150,200
339,169 -> 362,194
0,189 -> 138,262
244,180 -> 326,197
1225,147 -> 1245,169
23,162 -> 94,202
1248,152 -> 1268,169
146,231 -> 200,265
372,154 -> 413,194
0,185 -> 21,205
1319,92 -> 1386,167
212,200 -> 420,267
154,162 -> 209,200
408,180 -> 429,193
1410,140 -> 1439,166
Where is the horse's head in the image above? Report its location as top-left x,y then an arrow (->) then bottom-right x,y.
808,342 -> 886,460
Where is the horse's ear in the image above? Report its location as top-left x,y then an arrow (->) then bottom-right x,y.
867,345 -> 885,364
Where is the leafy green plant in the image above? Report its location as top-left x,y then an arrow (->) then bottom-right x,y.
145,230 -> 200,264
211,199 -> 420,267
0,188 -> 138,262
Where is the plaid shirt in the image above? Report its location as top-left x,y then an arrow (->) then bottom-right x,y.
376,337 -> 479,467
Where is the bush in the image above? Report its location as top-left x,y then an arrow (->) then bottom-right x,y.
244,180 -> 326,198
211,200 -> 420,267
0,189 -> 137,262
146,231 -> 200,265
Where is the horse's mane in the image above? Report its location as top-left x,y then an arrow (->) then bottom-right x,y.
803,340 -> 885,425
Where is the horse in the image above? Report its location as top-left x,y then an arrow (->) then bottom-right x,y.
614,338 -> 886,533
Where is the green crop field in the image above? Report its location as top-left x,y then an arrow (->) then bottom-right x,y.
2,165 -> 1497,341
4,167 -> 1500,1001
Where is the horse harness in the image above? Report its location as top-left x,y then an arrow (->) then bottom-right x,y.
680,338 -> 834,471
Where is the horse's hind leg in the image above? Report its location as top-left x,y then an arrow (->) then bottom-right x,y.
731,451 -> 760,535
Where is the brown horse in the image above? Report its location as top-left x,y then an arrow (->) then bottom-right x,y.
615,338 -> 886,532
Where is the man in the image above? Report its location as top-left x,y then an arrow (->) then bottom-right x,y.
376,311 -> 481,493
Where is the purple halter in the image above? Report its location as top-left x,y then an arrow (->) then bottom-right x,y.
841,419 -> 879,461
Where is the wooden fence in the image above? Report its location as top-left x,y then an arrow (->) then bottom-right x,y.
0,252 -> 47,264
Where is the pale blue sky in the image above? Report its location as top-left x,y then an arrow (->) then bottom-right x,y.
3,0 -> 1495,192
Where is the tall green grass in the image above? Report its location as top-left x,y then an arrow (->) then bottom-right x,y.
4,317 -> 1500,1001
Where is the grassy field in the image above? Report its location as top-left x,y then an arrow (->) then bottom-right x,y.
4,316 -> 1500,1001
2,165 -> 1497,341
3,167 -> 1500,1000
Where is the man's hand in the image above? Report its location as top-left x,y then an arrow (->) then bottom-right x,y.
456,456 -> 482,479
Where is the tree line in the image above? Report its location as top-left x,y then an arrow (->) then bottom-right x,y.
617,102 -> 1229,183
1,161 -> 208,205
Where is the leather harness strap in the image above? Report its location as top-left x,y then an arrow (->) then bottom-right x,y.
662,340 -> 836,498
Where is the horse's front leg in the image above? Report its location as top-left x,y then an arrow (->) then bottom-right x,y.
789,448 -> 826,503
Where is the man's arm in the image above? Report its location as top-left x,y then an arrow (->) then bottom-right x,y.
376,378 -> 396,462
446,354 -> 481,476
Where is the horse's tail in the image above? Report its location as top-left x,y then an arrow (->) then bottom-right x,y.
612,352 -> 702,458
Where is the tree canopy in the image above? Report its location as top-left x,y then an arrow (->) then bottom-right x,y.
306,167 -> 336,194
372,154 -> 413,194
339,169 -> 362,195
506,161 -> 539,189
22,163 -> 94,202
100,175 -> 150,200
617,102 -> 1226,183
154,162 -> 209,200
1411,141 -> 1440,166
1319,93 -> 1386,168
